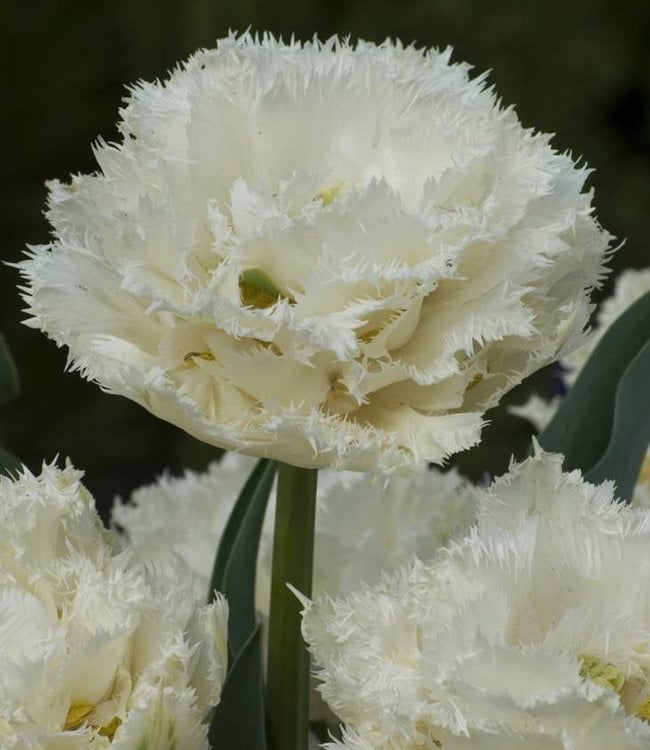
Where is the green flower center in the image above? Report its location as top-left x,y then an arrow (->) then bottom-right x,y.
239,268 -> 293,309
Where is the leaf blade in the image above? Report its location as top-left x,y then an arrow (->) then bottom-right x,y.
208,626 -> 267,750
0,334 -> 20,407
207,458 -> 277,658
585,338 -> 650,500
539,291 -> 650,480
0,447 -> 21,477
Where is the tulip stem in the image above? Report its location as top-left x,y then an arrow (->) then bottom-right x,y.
266,462 -> 318,750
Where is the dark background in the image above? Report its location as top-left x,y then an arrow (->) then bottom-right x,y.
2,0 -> 648,516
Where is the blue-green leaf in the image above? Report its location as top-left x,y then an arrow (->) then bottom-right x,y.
539,291 -> 650,499
0,335 -> 20,407
585,338 -> 650,500
0,447 -> 21,477
205,460 -> 276,748
208,626 -> 267,750
207,458 -> 277,658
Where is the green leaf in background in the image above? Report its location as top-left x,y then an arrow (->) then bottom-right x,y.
208,626 -> 267,750
206,459 -> 276,749
585,338 -> 650,500
0,334 -> 20,407
0,334 -> 21,473
0,446 -> 21,476
539,291 -> 650,500
208,457 -> 277,657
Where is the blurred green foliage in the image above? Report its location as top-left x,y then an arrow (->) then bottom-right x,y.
1,0 -> 648,515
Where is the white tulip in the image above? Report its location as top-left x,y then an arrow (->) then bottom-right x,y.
301,449 -> 650,749
0,463 -> 227,749
19,33 -> 611,472
112,453 -> 481,611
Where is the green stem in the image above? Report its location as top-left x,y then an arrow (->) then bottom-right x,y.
266,462 -> 318,750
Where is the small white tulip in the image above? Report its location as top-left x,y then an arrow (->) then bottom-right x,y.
0,463 -> 227,749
